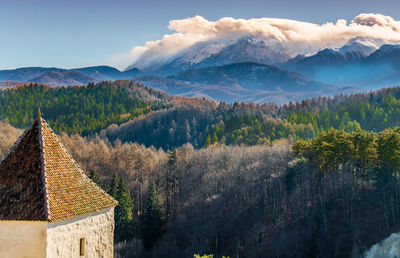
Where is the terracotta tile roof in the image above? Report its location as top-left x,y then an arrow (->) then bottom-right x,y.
0,118 -> 117,222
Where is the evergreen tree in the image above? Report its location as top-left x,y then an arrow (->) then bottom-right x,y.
0,82 -> 152,134
168,148 -> 177,170
115,178 -> 135,242
166,148 -> 178,216
108,173 -> 119,199
89,169 -> 100,186
142,184 -> 163,250
212,131 -> 219,144
205,134 -> 212,147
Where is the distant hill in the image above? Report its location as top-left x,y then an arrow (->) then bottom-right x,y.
28,71 -> 97,86
0,65 -> 143,85
0,67 -> 65,81
71,66 -> 122,81
72,66 -> 143,80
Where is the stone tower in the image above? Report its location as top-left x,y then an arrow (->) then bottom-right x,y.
0,115 -> 118,257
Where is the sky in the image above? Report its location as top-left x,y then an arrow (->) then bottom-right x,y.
1,0 -> 400,70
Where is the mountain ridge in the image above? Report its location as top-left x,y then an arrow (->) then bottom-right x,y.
0,65 -> 143,84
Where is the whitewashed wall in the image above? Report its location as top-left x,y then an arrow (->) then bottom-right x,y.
46,208 -> 115,258
0,221 -> 47,258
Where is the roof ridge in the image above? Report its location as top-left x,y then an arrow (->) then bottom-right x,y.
40,119 -> 118,208
38,117 -> 51,221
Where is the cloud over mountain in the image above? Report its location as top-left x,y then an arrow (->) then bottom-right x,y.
112,13 -> 400,70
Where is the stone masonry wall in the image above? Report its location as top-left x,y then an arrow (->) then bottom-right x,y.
46,208 -> 114,258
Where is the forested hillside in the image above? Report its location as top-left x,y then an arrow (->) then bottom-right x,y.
1,81 -> 400,153
104,100 -> 314,149
0,80 -> 169,134
105,86 -> 400,150
283,87 -> 400,132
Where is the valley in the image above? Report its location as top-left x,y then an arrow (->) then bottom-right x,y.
0,81 -> 400,257
2,9 -> 400,257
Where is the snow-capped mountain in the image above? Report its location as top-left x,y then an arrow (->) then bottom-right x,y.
194,36 -> 293,69
336,37 -> 381,59
129,35 -> 295,76
128,35 -> 391,78
129,40 -> 230,76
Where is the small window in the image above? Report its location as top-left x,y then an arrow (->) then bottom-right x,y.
80,238 -> 85,256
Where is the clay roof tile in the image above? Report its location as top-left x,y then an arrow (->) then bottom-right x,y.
0,118 -> 117,222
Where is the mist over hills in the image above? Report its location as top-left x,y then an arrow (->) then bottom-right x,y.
169,62 -> 327,92
280,42 -> 400,89
133,75 -> 355,104
0,63 -> 356,104
130,62 -> 361,104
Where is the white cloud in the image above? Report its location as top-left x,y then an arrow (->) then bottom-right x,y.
109,13 -> 400,70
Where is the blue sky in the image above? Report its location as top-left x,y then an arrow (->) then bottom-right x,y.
1,0 -> 399,70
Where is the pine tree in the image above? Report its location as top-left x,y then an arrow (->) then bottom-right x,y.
168,148 -> 177,170
108,173 -> 119,198
212,131 -> 219,144
142,184 -> 163,250
89,169 -> 100,186
205,134 -> 212,147
115,177 -> 135,242
166,148 -> 178,216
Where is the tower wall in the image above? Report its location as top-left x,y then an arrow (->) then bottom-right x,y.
46,208 -> 115,258
0,221 -> 47,258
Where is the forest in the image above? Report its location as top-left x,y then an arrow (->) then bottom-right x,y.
2,81 -> 400,150
1,82 -> 400,257
105,85 -> 400,150
1,119 -> 400,257
0,81 -> 169,134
